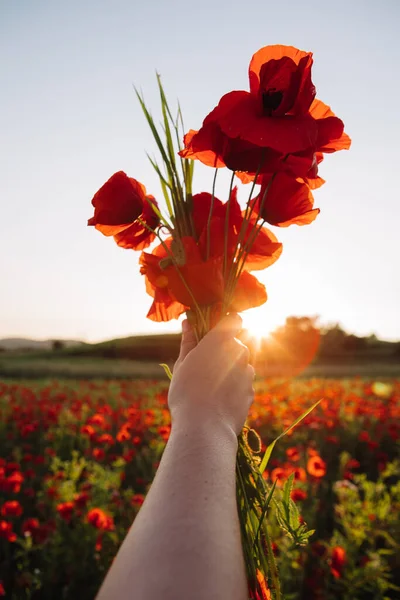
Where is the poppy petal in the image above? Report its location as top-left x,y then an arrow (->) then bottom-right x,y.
147,296 -> 186,322
215,92 -> 319,154
179,127 -> 227,168
249,45 -> 314,95
244,224 -> 283,271
229,271 -> 267,312
258,172 -> 319,227
309,99 -> 351,152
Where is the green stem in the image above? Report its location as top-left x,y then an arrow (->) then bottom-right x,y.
223,171 -> 236,279
206,168 -> 218,260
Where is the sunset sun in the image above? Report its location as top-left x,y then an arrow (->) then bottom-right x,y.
241,307 -> 282,341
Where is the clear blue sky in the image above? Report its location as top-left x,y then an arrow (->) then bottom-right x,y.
1,0 -> 399,342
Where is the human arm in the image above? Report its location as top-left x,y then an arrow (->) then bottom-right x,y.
96,314 -> 254,600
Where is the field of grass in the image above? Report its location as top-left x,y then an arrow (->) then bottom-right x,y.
1,328 -> 399,381
0,376 -> 399,599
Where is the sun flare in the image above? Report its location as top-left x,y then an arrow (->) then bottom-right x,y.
241,307 -> 282,341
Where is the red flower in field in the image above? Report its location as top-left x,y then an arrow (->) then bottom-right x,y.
346,458 -> 360,470
88,414 -> 107,427
271,467 -> 286,485
21,517 -> 50,544
2,471 -> 24,493
0,520 -> 16,543
330,546 -> 346,579
46,485 -> 59,500
81,424 -> 95,438
131,494 -> 145,508
96,433 -> 114,446
88,171 -> 159,250
87,508 -> 114,531
359,431 -> 370,442
157,425 -> 171,442
5,462 -> 21,474
56,502 -> 74,521
21,518 -> 40,537
1,501 -> 23,517
287,466 -> 307,482
291,488 -> 307,502
307,455 -> 326,478
95,534 -> 103,552
73,492 -> 90,508
286,447 -> 301,462
256,172 -> 320,227
0,581 -> 5,596
116,427 -> 131,442
181,45 -> 350,182
92,448 -> 106,461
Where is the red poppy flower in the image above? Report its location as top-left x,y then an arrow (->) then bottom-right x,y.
256,172 -> 319,227
56,501 -> 75,521
307,455 -> 327,478
21,517 -> 40,536
87,508 -> 114,531
116,427 -> 131,442
180,45 -> 350,181
0,581 -> 5,596
131,494 -> 145,507
330,546 -> 346,578
291,488 -> 307,502
1,501 -> 23,517
140,189 -> 280,320
163,238 -> 226,307
229,271 -> 267,312
139,240 -> 188,322
88,171 -> 159,250
73,492 -> 90,508
3,471 -> 24,493
180,123 -> 284,177
286,447 -> 301,462
92,448 -> 105,461
0,520 -> 17,543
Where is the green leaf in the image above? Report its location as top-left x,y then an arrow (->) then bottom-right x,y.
260,399 -> 321,474
301,529 -> 316,540
253,479 -> 277,549
160,363 -> 173,380
283,472 -> 295,507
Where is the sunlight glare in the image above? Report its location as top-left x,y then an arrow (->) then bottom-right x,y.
241,307 -> 283,341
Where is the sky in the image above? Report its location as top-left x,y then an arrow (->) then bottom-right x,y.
1,0 -> 399,342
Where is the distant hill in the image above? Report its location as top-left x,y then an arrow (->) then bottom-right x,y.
0,319 -> 399,379
0,338 -> 85,351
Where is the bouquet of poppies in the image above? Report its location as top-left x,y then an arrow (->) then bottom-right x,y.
88,45 -> 350,598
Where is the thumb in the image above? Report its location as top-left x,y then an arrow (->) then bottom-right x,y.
177,319 -> 197,364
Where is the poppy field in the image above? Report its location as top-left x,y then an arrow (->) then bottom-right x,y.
0,377 -> 399,600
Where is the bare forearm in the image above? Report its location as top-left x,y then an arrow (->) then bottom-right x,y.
97,421 -> 247,600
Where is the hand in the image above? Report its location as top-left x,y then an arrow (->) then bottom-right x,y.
168,314 -> 255,436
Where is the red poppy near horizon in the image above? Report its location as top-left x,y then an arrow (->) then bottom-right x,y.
180,45 -> 350,182
88,171 -> 160,250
